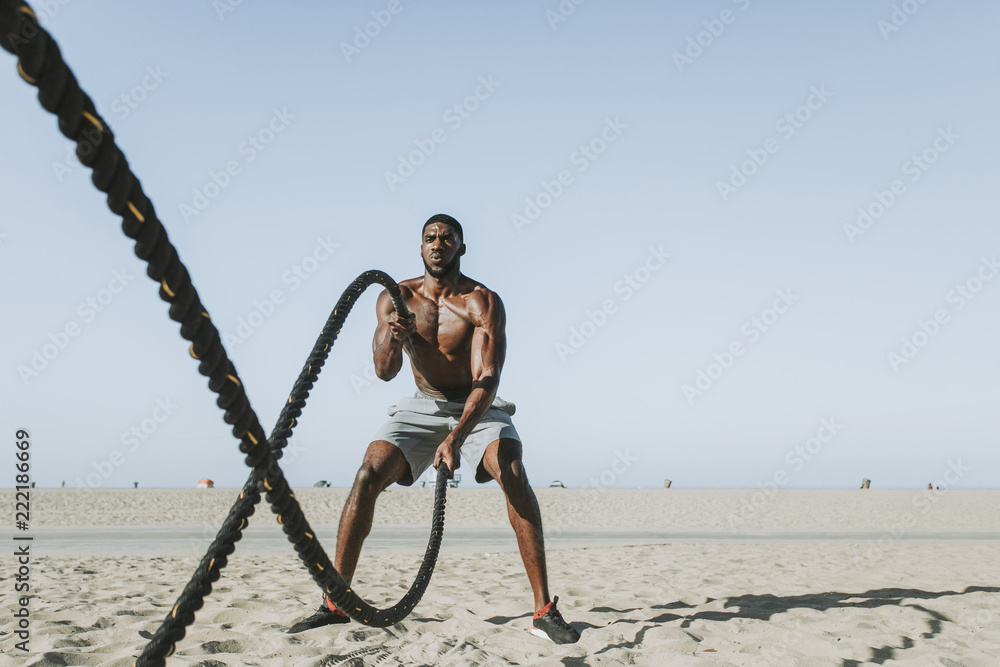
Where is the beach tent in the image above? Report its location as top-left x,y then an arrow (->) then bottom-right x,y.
197,479 -> 214,488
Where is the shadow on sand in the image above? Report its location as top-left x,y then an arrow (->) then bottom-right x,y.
563,585 -> 998,665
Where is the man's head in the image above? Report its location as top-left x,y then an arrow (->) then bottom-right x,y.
421,214 -> 465,279
421,214 -> 463,243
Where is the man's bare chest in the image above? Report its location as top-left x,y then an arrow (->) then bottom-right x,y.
410,299 -> 475,352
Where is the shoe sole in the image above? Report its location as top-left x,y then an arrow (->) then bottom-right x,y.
287,614 -> 350,634
531,625 -> 580,644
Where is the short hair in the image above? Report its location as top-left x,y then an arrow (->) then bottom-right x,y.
422,214 -> 463,242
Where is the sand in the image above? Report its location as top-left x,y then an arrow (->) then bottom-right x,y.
2,488 -> 999,666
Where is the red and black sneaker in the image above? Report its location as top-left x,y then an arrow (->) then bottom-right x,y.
287,597 -> 350,634
530,596 -> 580,644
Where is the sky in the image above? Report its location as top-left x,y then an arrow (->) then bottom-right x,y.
2,0 -> 999,490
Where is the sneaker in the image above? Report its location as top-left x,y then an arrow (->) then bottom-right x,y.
287,598 -> 350,633
530,596 -> 580,644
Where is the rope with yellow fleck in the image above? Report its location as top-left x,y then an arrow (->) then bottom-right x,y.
0,3 -> 449,665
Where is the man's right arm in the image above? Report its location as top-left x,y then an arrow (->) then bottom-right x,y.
373,289 -> 415,381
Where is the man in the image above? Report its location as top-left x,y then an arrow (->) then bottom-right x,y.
289,214 -> 579,644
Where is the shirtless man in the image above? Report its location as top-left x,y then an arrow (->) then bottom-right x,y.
289,214 -> 579,644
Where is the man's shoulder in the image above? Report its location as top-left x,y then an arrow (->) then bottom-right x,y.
462,281 -> 505,325
386,278 -> 423,299
377,277 -> 421,308
462,278 -> 502,305
395,276 -> 504,310
398,277 -> 424,294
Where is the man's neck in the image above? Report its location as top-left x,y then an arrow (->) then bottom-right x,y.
421,270 -> 462,300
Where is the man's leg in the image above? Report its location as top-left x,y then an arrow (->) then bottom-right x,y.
479,438 -> 580,643
334,440 -> 410,584
480,438 -> 550,612
289,441 -> 410,633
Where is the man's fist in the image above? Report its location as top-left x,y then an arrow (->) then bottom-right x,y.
388,312 -> 416,341
433,436 -> 461,479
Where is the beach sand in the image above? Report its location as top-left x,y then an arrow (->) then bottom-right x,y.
3,488 -> 999,665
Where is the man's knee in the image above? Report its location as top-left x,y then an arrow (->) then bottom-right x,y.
491,440 -> 529,492
492,439 -> 523,468
353,463 -> 387,496
354,441 -> 407,495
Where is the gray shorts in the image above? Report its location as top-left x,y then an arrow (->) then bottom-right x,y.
372,390 -> 520,486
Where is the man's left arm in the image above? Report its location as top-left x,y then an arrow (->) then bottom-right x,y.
433,289 -> 506,476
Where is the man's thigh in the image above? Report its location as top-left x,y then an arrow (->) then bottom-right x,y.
371,416 -> 449,486
464,410 -> 521,483
360,440 -> 411,487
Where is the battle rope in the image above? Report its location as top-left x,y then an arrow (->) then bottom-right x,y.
0,3 -> 448,664
135,273 -> 450,665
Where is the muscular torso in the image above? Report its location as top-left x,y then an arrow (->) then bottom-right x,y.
396,276 -> 493,401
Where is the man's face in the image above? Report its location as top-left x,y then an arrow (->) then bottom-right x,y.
421,223 -> 464,278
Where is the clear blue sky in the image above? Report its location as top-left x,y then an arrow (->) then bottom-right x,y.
2,0 -> 998,489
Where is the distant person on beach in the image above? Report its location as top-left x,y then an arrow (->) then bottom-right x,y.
288,214 -> 579,644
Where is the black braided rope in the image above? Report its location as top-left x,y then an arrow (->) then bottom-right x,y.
135,272 -> 450,666
1,3 -> 449,663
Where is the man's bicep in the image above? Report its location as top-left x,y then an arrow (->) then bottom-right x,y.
471,292 -> 507,381
375,290 -> 396,321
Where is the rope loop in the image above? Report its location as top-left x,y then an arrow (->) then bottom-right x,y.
0,5 -> 446,664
